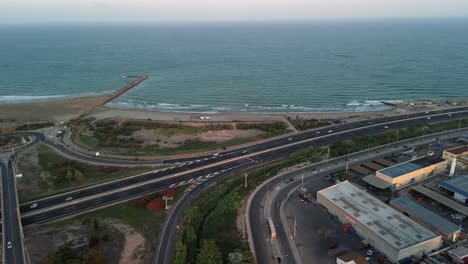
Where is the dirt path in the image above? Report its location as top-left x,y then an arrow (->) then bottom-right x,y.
109,222 -> 146,264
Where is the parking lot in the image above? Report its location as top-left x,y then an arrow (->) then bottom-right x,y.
283,177 -> 387,264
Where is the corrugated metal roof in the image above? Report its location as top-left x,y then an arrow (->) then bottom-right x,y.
391,197 -> 460,235
380,162 -> 422,178
439,175 -> 468,198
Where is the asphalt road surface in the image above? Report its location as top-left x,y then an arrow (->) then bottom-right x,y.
1,160 -> 26,264
7,108 -> 468,227
249,131 -> 467,264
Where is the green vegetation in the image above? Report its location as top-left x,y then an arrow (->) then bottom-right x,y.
46,244 -> 83,264
289,115 -> 336,130
15,121 -> 54,131
18,144 -> 150,198
174,147 -> 322,264
0,135 -> 21,147
74,118 -> 291,156
329,119 -> 468,157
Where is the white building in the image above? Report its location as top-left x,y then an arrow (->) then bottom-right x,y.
317,181 -> 442,264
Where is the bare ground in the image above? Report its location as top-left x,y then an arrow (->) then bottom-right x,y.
107,221 -> 146,264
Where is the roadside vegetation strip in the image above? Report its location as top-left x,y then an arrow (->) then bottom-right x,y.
172,148 -> 322,264
40,185 -> 188,264
16,144 -> 152,201
72,118 -> 290,156
329,118 -> 468,158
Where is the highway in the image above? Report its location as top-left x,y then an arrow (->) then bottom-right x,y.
16,108 -> 468,219
247,130 -> 467,264
1,160 -> 26,264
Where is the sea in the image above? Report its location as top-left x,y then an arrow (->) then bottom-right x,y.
1,19 -> 467,113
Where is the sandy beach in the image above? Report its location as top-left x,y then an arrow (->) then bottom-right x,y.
0,94 -> 466,129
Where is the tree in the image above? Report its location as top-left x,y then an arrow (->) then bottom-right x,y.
228,251 -> 255,264
196,240 -> 223,264
47,244 -> 83,264
86,249 -> 105,264
174,241 -> 187,264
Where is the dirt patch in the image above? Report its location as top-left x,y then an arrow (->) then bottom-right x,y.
25,222 -> 90,263
16,144 -> 52,199
236,192 -> 251,243
107,220 -> 146,264
199,129 -> 262,142
132,128 -> 263,148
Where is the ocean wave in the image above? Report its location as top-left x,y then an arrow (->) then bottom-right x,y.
0,90 -> 115,104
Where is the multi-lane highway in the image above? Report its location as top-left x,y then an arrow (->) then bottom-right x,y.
248,130 -> 468,264
10,107 -> 468,227
1,160 -> 26,264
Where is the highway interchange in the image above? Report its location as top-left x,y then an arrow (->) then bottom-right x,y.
1,106 -> 468,263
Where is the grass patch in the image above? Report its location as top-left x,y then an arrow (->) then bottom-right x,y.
18,144 -> 151,199
73,118 -> 291,156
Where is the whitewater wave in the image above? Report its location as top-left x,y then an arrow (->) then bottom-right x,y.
0,90 -> 115,104
344,100 -> 401,112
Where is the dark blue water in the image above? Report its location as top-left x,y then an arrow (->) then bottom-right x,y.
1,20 -> 467,112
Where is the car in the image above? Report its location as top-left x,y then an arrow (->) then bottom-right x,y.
242,150 -> 247,154
276,202 -> 280,208
213,153 -> 219,157
368,121 -> 373,125
427,117 -> 431,120
288,137 -> 292,141
425,111 -> 429,114
384,125 -> 389,129
7,241 -> 12,249
328,130 -> 333,133
448,114 -> 452,117
30,203 -> 38,209
366,250 -> 374,256
316,131 -> 321,134
65,197 -> 73,201
275,186 -> 281,191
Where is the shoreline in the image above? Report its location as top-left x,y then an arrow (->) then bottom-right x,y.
0,94 -> 467,127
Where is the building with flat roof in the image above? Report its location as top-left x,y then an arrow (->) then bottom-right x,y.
336,251 -> 369,264
447,246 -> 468,264
439,175 -> 468,204
443,145 -> 468,160
390,197 -> 461,241
376,156 -> 447,190
317,181 -> 442,264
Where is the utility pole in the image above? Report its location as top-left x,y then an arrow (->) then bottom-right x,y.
301,173 -> 304,186
244,173 -> 248,188
293,217 -> 297,238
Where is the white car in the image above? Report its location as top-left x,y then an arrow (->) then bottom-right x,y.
65,197 -> 73,201
366,250 -> 374,256
275,186 -> 281,191
30,203 -> 38,209
7,241 -> 12,249
328,130 -> 333,133
316,131 -> 321,134
384,126 -> 389,129
288,138 -> 292,141
427,117 -> 431,120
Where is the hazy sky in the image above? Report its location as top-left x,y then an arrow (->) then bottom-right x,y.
2,0 -> 468,24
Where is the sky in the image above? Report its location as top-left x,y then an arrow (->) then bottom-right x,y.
1,0 -> 468,24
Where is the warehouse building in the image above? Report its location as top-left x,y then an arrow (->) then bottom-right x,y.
391,197 -> 461,242
375,156 -> 447,190
442,145 -> 468,160
439,175 -> 468,204
317,181 -> 442,264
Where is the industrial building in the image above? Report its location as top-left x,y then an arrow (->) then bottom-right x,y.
442,145 -> 468,160
336,251 -> 368,264
439,175 -> 468,204
375,156 -> 447,190
447,246 -> 468,264
317,181 -> 442,264
390,197 -> 461,241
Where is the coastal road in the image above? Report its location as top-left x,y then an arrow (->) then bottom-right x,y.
15,107 -> 468,217
248,130 -> 467,264
10,108 -> 468,226
1,160 -> 27,264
